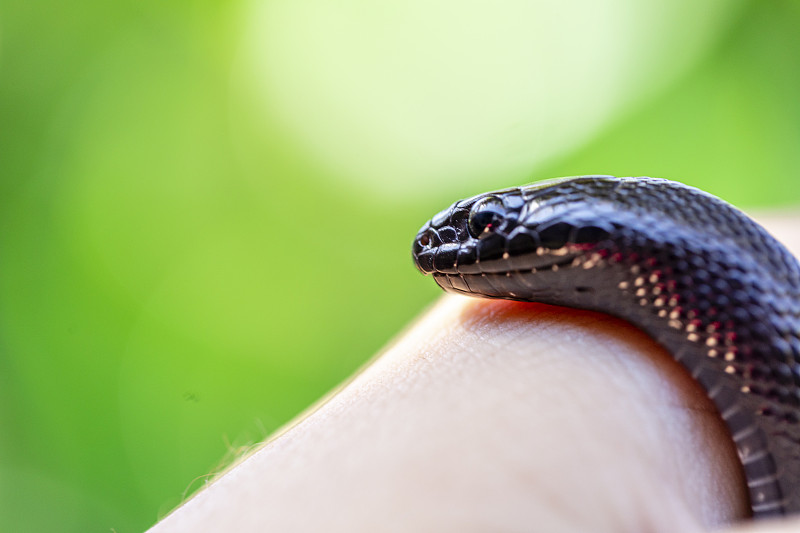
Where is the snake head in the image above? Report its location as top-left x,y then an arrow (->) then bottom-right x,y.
412,177 -> 620,300
412,187 -> 520,275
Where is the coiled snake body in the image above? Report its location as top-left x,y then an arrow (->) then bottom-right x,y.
412,176 -> 800,518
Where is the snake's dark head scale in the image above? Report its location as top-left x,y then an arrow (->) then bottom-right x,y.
412,176 -> 620,300
412,175 -> 800,518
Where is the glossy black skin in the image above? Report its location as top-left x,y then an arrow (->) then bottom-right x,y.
412,176 -> 800,518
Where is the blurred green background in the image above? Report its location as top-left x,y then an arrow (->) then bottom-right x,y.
2,1 -> 800,531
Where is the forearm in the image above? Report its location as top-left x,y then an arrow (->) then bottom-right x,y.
149,214 -> 800,533
150,297 -> 744,532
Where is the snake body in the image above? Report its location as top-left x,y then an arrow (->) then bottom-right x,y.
412,176 -> 800,518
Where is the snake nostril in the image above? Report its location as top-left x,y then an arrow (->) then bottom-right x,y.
417,228 -> 439,250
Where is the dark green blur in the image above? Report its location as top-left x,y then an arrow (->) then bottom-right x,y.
1,2 -> 799,531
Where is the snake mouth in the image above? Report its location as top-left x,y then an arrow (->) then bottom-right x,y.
416,244 -> 582,278
422,249 -> 588,301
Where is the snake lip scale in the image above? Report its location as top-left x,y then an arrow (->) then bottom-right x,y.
412,175 -> 800,518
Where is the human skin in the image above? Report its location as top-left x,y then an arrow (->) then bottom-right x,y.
149,215 -> 800,533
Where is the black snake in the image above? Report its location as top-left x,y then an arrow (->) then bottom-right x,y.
412,176 -> 800,518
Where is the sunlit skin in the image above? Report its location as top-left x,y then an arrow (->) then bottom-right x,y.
149,216 -> 800,533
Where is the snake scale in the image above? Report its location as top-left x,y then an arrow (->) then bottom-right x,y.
412,176 -> 800,518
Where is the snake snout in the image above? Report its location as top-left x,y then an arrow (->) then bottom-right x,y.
412,203 -> 471,275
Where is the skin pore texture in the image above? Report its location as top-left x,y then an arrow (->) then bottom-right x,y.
149,215 -> 800,533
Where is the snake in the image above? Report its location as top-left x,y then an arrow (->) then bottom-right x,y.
411,176 -> 800,518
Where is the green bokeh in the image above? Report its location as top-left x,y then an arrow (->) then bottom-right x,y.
1,1 -> 798,531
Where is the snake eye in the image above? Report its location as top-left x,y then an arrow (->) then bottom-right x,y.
468,196 -> 506,238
